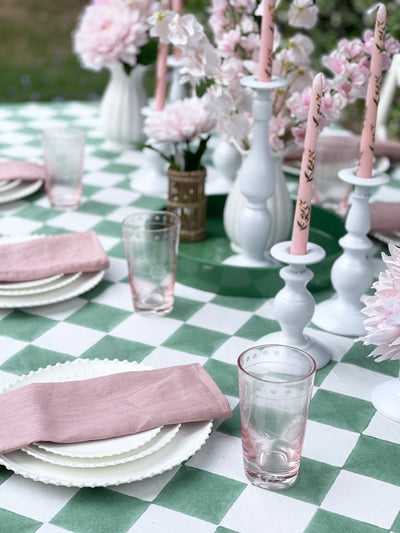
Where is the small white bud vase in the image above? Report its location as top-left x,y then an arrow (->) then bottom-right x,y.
223,147 -> 294,253
206,139 -> 243,195
258,241 -> 331,370
167,56 -> 188,103
313,167 -> 390,336
223,75 -> 288,267
100,62 -> 148,151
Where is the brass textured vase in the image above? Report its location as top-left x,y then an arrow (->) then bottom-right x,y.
167,167 -> 207,242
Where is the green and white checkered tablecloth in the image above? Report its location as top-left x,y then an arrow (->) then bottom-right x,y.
0,101 -> 399,533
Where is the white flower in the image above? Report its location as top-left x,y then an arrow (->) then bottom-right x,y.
288,0 -> 318,29
360,244 -> 400,361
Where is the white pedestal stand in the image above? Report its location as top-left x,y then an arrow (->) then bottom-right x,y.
313,168 -> 390,336
258,241 -> 331,370
167,56 -> 187,103
223,75 -> 287,267
130,106 -> 169,198
371,375 -> 400,423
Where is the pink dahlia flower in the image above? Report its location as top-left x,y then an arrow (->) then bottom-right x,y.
144,98 -> 216,144
73,0 -> 153,71
361,244 -> 400,361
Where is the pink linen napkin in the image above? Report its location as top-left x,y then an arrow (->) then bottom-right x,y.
0,363 -> 232,454
0,161 -> 45,181
370,202 -> 400,232
0,231 -> 109,282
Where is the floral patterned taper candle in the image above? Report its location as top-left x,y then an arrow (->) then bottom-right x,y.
356,4 -> 387,178
257,0 -> 276,82
290,73 -> 324,255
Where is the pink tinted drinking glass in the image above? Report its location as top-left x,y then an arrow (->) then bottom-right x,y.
238,344 -> 316,490
42,128 -> 86,210
122,211 -> 181,315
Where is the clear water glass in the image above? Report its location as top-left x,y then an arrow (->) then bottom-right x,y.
238,344 -> 316,490
42,128 -> 86,210
122,211 -> 181,315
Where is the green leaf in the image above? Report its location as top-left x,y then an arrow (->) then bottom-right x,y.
137,40 -> 158,66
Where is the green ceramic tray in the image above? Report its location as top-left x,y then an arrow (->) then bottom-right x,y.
177,195 -> 345,298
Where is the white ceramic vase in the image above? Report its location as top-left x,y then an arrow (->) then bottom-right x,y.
223,148 -> 294,254
100,62 -> 148,151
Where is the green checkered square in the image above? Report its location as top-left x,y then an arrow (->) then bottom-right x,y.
211,295 -> 264,312
342,341 -> 400,377
215,405 -> 241,439
15,205 -> 59,223
0,345 -> 75,376
0,509 -> 42,533
102,163 -> 137,175
168,296 -> 205,322
81,335 -> 153,362
215,527 -> 240,533
79,200 -> 117,217
131,196 -> 166,210
66,303 -> 131,332
91,149 -> 120,160
235,315 -> 280,340
82,184 -> 103,197
0,466 -> 13,485
392,510 -> 400,533
154,465 -> 245,524
162,324 -> 229,357
308,389 -> 375,433
204,358 -> 238,397
305,509 -> 387,533
285,458 -> 340,506
344,434 -> 400,486
0,311 -> 57,342
107,241 -> 126,259
51,488 -> 148,533
93,220 -> 123,238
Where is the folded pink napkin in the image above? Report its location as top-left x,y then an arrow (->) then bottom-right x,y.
0,231 -> 109,282
0,161 -> 45,181
0,363 -> 232,454
370,202 -> 400,232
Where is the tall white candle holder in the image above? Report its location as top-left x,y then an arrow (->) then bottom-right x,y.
313,167 -> 390,336
223,75 -> 287,267
167,56 -> 188,103
130,106 -> 169,198
258,241 -> 331,370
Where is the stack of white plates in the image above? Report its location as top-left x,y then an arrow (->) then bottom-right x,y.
0,359 -> 213,487
0,235 -> 105,308
0,178 -> 43,204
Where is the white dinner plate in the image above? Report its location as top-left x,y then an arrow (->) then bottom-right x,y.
0,359 -> 213,487
0,179 -> 43,204
0,270 -> 105,308
0,272 -> 82,296
0,179 -> 22,192
23,424 -> 181,468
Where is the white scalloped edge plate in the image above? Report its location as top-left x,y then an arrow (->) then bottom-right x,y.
0,270 -> 105,308
0,359 -> 213,487
0,179 -> 22,192
0,179 -> 43,204
23,424 -> 181,468
0,272 -> 82,296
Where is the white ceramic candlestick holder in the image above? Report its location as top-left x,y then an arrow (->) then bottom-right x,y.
130,106 -> 169,198
258,241 -> 331,369
167,56 -> 188,103
371,373 -> 400,423
224,75 -> 287,267
313,167 -> 390,336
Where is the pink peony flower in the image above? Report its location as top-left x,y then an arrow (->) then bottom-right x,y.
73,0 -> 154,71
361,244 -> 400,361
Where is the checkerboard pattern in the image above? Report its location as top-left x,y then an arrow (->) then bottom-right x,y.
0,102 -> 399,533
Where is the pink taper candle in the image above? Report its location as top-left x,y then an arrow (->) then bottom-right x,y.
290,73 -> 324,256
154,0 -> 170,110
257,0 -> 276,81
356,4 -> 387,178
